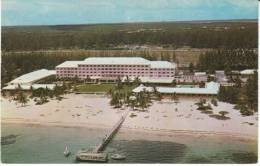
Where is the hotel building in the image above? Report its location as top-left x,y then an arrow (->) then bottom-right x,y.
56,57 -> 176,80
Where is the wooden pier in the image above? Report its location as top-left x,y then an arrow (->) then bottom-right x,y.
76,111 -> 129,162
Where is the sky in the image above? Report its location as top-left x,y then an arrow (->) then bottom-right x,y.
1,0 -> 258,26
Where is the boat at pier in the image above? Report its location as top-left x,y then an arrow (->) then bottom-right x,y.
76,111 -> 129,162
76,150 -> 108,162
111,154 -> 126,160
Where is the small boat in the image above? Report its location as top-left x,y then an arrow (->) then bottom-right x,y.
64,146 -> 71,157
111,154 -> 126,160
76,150 -> 108,162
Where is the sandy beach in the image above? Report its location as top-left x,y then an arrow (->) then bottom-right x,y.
1,94 -> 258,140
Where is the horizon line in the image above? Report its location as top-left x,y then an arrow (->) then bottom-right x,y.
2,18 -> 258,27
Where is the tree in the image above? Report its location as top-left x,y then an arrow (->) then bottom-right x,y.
129,96 -> 137,110
199,81 -> 205,88
73,75 -> 80,84
37,96 -> 49,105
133,76 -> 141,85
30,85 -> 33,92
152,85 -> 158,94
189,62 -> 194,73
197,49 -> 257,73
107,88 -> 113,96
2,90 -> 6,97
110,92 -> 120,108
211,98 -> 218,106
171,80 -> 177,87
239,105 -> 254,116
207,75 -> 215,82
233,76 -> 242,88
171,92 -> 179,103
17,92 -> 29,106
217,86 -> 239,104
85,76 -> 91,83
124,92 -> 131,106
17,84 -> 22,90
9,90 -> 16,100
157,92 -> 162,101
116,76 -> 123,89
243,71 -> 258,111
224,65 -> 231,75
152,85 -> 162,101
138,91 -> 148,111
125,75 -> 131,86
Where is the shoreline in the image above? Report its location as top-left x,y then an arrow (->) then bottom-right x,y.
1,93 -> 258,142
2,120 -> 257,141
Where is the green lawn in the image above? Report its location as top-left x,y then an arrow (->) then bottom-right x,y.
76,83 -> 136,93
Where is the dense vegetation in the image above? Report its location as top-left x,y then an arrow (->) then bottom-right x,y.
2,21 -> 257,51
197,49 -> 258,73
218,72 -> 258,115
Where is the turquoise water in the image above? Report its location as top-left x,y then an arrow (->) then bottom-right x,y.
1,123 -> 257,163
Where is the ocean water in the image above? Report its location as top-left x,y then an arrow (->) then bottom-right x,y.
1,123 -> 257,163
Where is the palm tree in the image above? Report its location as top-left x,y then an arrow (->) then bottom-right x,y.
152,86 -> 162,101
86,75 -> 91,83
211,98 -> 218,106
124,92 -> 130,106
2,90 -> 6,97
110,92 -> 120,108
9,90 -> 16,100
234,76 -> 242,88
133,76 -> 141,86
199,81 -> 205,88
107,88 -> 113,96
172,92 -> 179,104
129,95 -> 137,110
17,92 -> 29,106
145,90 -> 152,104
138,91 -> 148,111
171,80 -> 177,87
125,75 -> 131,86
152,85 -> 158,95
17,84 -> 22,90
116,76 -> 123,89
157,92 -> 162,101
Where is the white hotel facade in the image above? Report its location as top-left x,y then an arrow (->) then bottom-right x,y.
56,57 -> 176,80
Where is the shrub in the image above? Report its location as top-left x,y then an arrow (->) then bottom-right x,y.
200,110 -> 213,114
240,106 -> 254,116
209,114 -> 231,120
219,111 -> 229,117
211,98 -> 218,106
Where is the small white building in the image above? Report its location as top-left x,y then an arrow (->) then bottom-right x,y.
3,84 -> 56,90
215,70 -> 227,82
122,76 -> 174,84
8,69 -> 56,86
132,81 -> 220,95
194,72 -> 207,76
240,69 -> 257,75
3,69 -> 56,90
193,72 -> 207,82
